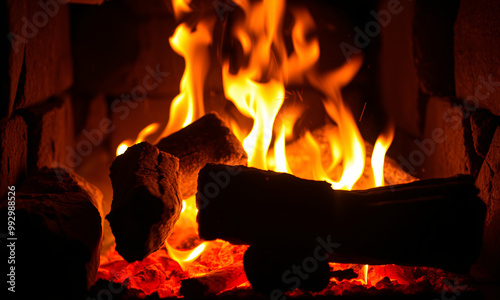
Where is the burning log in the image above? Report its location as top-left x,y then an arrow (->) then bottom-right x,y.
0,167 -> 102,299
156,112 -> 247,198
196,164 -> 486,273
106,142 -> 182,262
179,263 -> 247,297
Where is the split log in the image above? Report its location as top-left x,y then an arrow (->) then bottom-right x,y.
179,263 -> 247,297
0,167 -> 102,299
106,142 -> 182,262
156,112 -> 247,198
196,164 -> 486,273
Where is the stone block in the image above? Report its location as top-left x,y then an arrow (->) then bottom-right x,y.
20,93 -> 74,171
2,0 -> 27,119
14,0 -> 73,109
0,114 -> 27,199
455,0 -> 500,116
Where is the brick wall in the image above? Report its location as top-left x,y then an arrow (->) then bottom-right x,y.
1,0 -> 74,199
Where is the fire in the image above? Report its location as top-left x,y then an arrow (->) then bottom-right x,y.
372,123 -> 395,187
115,122 -> 160,156
222,0 -> 287,170
155,12 -> 215,142
109,0 -> 398,295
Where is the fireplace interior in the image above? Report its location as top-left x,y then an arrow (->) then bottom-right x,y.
1,0 -> 500,299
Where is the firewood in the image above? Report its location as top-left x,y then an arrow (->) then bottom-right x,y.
0,167 -> 102,299
179,262 -> 247,297
196,164 -> 486,273
156,112 -> 247,198
106,142 -> 182,262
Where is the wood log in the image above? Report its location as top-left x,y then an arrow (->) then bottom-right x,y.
0,167 -> 102,299
179,263 -> 247,297
106,142 -> 182,262
156,112 -> 247,198
196,164 -> 486,273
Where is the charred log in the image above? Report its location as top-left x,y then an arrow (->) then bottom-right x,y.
106,142 -> 182,262
196,164 -> 486,273
179,263 -> 247,297
0,167 -> 102,299
156,112 -> 247,198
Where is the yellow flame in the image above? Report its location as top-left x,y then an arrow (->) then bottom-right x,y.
172,0 -> 191,19
155,17 -> 215,142
166,242 -> 207,270
273,123 -> 290,173
372,124 -> 395,187
364,264 -> 369,285
222,0 -> 286,170
115,123 -> 160,156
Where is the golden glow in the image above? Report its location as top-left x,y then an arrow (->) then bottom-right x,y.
155,16 -> 215,142
372,124 -> 395,187
115,123 -> 160,156
222,0 -> 286,170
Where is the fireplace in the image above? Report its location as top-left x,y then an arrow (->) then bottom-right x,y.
1,0 -> 500,299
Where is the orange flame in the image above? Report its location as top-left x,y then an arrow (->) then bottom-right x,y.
115,123 -> 160,156
111,2 -> 396,288
155,16 -> 215,142
372,123 -> 395,187
223,0 -> 286,170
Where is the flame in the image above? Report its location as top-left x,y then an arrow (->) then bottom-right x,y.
288,8 -> 320,83
222,0 -> 287,170
115,123 -> 160,156
109,1 -> 398,292
273,123 -> 289,173
172,0 -> 191,19
372,123 -> 395,187
155,16 -> 215,142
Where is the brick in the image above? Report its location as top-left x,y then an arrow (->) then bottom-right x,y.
455,0 -> 500,116
0,167 -> 102,298
20,93 -> 74,172
0,114 -> 27,199
14,1 -> 73,109
2,0 -> 27,119
420,97 -> 473,178
475,127 -> 500,279
72,1 -> 179,97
